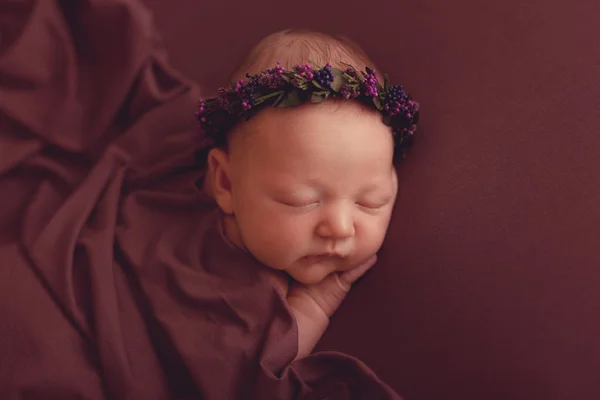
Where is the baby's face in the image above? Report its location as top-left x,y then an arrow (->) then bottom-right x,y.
226,101 -> 397,284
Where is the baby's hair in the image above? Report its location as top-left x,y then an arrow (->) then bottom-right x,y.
228,29 -> 380,84
195,28 -> 418,171
211,29 -> 383,152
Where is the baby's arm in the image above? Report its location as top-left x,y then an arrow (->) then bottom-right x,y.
285,255 -> 377,360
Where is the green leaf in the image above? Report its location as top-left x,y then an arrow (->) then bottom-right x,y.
331,69 -> 345,92
312,80 -> 327,90
343,72 -> 358,83
373,97 -> 383,110
311,93 -> 327,103
383,74 -> 390,91
277,90 -> 303,108
272,91 -> 286,107
254,90 -> 285,105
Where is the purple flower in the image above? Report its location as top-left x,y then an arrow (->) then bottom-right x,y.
409,100 -> 420,113
218,95 -> 230,109
294,63 -> 314,80
266,61 -> 285,76
195,100 -> 209,125
258,73 -> 282,88
197,100 -> 206,114
256,62 -> 287,88
215,87 -> 230,106
362,69 -> 378,97
314,64 -> 335,88
341,85 -> 360,100
344,67 -> 359,80
234,80 -> 246,94
234,79 -> 256,110
384,85 -> 419,119
290,77 -> 303,88
386,85 -> 406,103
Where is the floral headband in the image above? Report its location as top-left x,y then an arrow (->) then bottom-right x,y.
195,62 -> 420,159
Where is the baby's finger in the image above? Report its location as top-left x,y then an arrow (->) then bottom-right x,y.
339,254 -> 377,286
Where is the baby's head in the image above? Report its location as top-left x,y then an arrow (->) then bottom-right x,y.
201,29 -> 418,284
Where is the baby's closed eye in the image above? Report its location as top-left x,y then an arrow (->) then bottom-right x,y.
274,193 -> 320,209
274,195 -> 392,210
355,199 -> 388,210
280,199 -> 319,208
355,191 -> 394,209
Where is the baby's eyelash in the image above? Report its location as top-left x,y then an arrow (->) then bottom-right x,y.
281,200 -> 319,208
276,197 -> 390,210
356,200 -> 388,210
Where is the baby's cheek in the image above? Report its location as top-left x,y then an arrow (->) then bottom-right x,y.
253,214 -> 304,252
271,217 -> 307,248
360,218 -> 390,252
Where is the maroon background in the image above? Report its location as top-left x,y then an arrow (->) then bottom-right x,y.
141,0 -> 600,399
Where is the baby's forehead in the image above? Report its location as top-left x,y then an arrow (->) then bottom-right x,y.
232,104 -> 383,150
230,104 -> 394,175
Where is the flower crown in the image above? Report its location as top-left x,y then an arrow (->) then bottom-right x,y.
195,62 -> 420,159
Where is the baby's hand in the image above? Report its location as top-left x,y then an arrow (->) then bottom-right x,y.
285,255 -> 377,360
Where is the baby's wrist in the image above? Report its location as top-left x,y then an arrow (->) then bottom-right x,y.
291,303 -> 330,360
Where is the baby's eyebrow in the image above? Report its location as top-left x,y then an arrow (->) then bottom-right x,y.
360,182 -> 381,191
359,180 -> 389,193
269,184 -> 318,196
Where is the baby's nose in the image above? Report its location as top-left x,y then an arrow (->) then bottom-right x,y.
315,206 -> 355,239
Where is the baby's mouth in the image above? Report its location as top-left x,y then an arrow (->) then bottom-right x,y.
302,254 -> 343,264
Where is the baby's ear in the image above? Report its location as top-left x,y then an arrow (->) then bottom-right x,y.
207,148 -> 235,215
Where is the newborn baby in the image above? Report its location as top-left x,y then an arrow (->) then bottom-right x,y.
197,29 -> 418,360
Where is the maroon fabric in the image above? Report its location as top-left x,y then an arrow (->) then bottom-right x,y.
139,0 -> 600,400
2,1 -> 600,400
0,0 -> 403,399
